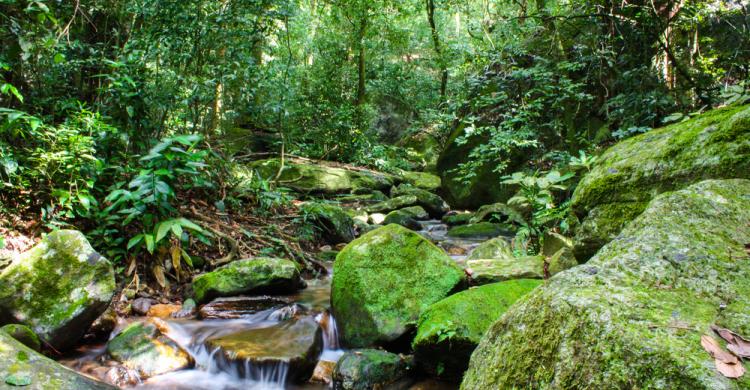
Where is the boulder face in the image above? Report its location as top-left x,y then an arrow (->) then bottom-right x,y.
0,230 -> 116,351
206,318 -> 323,384
300,202 -> 356,244
447,222 -> 511,239
571,104 -> 750,260
192,258 -> 305,304
391,185 -> 450,218
331,224 -> 466,348
333,349 -> 414,390
466,237 -> 514,261
244,159 -> 396,194
466,256 -> 545,285
462,179 -> 750,389
106,320 -> 191,379
413,280 -> 542,381
0,331 -> 115,389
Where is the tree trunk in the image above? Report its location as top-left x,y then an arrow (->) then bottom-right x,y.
426,0 -> 447,99
356,17 -> 367,106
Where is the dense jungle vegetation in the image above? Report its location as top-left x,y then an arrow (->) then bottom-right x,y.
1,0 -> 749,389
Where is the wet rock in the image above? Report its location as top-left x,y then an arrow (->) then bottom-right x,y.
542,232 -> 578,275
172,299 -> 197,319
571,104 -> 750,261
397,171 -> 441,191
442,243 -> 468,256
192,257 -> 305,304
241,159 -> 397,194
103,366 -> 140,388
383,210 -> 422,231
311,360 -> 336,385
207,317 -> 323,384
131,297 -> 156,316
466,237 -> 514,261
0,230 -> 116,351
300,202 -> 356,244
332,349 -> 414,390
462,179 -> 750,389
1,324 -> 41,352
470,202 -> 526,225
466,256 -> 545,285
365,195 -> 419,214
332,224 -> 466,348
147,304 -> 182,319
0,331 -> 115,389
369,213 -> 387,225
88,304 -> 118,339
199,296 -> 293,319
412,281 -> 541,381
447,222 -> 512,239
106,320 -> 191,379
441,212 -> 473,226
391,185 -> 450,218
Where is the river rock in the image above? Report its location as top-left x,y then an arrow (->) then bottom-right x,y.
397,170 -> 441,191
398,129 -> 441,172
192,257 -> 305,304
332,349 -> 414,390
242,159 -> 396,194
466,256 -> 545,285
542,232 -> 578,275
462,179 -> 750,389
365,195 -> 419,214
199,296 -> 293,319
207,317 -> 323,384
413,280 -> 542,381
0,331 -> 115,389
1,324 -> 41,352
441,212 -> 473,226
131,297 -> 156,316
391,185 -> 450,217
447,222 -> 511,239
383,210 -> 423,231
300,202 -> 356,244
470,202 -> 526,225
466,237 -> 514,261
88,304 -> 118,339
571,104 -> 750,261
106,320 -> 191,379
147,304 -> 182,319
332,224 -> 466,348
0,230 -> 116,351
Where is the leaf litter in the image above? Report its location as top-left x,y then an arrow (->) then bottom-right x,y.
701,326 -> 749,379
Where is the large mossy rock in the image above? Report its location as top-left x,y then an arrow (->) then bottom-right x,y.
331,224 -> 466,348
465,256 -> 545,285
242,159 -> 396,194
398,130 -> 441,173
106,320 -> 191,379
391,185 -> 450,218
364,195 -> 419,214
397,171 -> 441,191
466,237 -> 514,261
0,230 -> 116,351
447,222 -> 510,239
0,331 -> 114,389
207,317 -> 323,384
332,349 -> 414,390
413,280 -> 542,381
462,179 -> 750,389
192,258 -> 305,304
0,324 -> 41,352
300,202 -> 356,244
383,209 -> 423,231
571,104 -> 750,261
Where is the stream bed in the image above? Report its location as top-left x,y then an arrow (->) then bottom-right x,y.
61,220 -> 484,389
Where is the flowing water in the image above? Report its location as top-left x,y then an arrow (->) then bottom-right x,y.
64,220 -> 479,389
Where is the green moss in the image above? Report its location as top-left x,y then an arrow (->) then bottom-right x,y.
571,105 -> 750,260
192,257 -> 304,303
413,280 -> 542,381
447,222 -> 512,239
107,321 -> 191,378
467,237 -> 514,261
382,209 -> 422,230
397,170 -> 442,191
391,185 -> 449,217
331,224 -> 466,348
470,203 -> 526,225
462,179 -> 750,389
0,230 -> 115,351
364,195 -> 418,214
466,256 -> 545,285
333,349 -> 412,390
300,202 -> 355,244
442,213 -> 474,226
1,325 -> 40,352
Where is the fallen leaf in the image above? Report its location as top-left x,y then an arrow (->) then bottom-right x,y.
702,335 -> 739,364
152,264 -> 167,288
716,360 -> 746,379
712,326 -> 750,358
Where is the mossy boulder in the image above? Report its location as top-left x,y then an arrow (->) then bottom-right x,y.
466,237 -> 514,261
413,280 -> 542,381
243,159 -> 396,194
470,203 -> 525,225
107,320 -> 191,379
399,130 -> 441,172
331,224 -> 466,348
383,210 -> 422,231
0,324 -> 40,352
391,185 -> 450,217
300,202 -> 356,244
542,232 -> 578,275
332,349 -> 414,390
0,331 -> 114,389
442,212 -> 474,226
447,222 -> 511,239
207,317 -> 323,384
466,256 -> 545,285
364,195 -> 418,214
192,257 -> 305,304
571,104 -> 750,261
397,170 -> 441,191
462,179 -> 750,389
0,230 -> 116,351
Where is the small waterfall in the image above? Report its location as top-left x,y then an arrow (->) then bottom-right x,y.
316,310 -> 344,362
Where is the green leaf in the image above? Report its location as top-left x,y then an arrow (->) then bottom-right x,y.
53,53 -> 65,64
180,248 -> 193,268
155,220 -> 174,243
5,373 -> 32,386
0,236 -> 5,250
144,234 -> 155,254
171,223 -> 183,238
127,234 -> 144,250
178,218 -> 204,232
